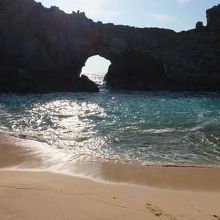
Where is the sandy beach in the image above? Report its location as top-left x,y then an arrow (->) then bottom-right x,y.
1,134 -> 220,220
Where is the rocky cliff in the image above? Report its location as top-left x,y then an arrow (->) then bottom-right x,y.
0,0 -> 220,92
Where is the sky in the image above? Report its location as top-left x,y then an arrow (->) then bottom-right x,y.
36,0 -> 220,75
37,0 -> 220,31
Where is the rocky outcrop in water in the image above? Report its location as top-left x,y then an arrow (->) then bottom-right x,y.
0,0 -> 220,92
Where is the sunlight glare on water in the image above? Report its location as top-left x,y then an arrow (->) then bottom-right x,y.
0,89 -> 220,166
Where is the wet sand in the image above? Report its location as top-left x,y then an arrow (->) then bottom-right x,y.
0,134 -> 220,219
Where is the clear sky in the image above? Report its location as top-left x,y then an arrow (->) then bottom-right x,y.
37,0 -> 220,31
36,0 -> 220,75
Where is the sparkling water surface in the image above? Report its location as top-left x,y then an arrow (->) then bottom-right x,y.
0,75 -> 220,166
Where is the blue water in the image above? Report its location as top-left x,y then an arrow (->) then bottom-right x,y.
0,75 -> 220,166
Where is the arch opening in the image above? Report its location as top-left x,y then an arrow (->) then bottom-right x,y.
81,55 -> 111,85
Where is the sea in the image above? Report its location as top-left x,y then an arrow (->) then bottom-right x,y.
0,72 -> 220,169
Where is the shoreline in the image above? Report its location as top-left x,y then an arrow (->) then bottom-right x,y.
1,134 -> 220,219
1,133 -> 220,191
1,132 -> 220,169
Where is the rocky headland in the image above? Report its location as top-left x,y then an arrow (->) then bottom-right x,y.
0,0 -> 220,92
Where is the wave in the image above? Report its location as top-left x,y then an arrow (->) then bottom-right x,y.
1,91 -> 220,166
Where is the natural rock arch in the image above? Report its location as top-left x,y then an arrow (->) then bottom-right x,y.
0,0 -> 220,92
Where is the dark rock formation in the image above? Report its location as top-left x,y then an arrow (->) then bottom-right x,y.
195,21 -> 205,32
0,0 -> 99,92
206,4 -> 220,33
0,0 -> 220,92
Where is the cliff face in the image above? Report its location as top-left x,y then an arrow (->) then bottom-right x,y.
0,0 -> 99,92
207,4 -> 220,33
0,0 -> 220,92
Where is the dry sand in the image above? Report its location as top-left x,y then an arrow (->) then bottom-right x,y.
1,171 -> 220,220
0,134 -> 220,220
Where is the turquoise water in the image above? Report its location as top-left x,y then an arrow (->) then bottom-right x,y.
0,77 -> 220,166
